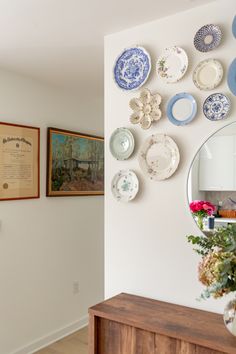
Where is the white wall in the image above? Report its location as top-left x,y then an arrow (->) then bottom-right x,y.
0,69 -> 104,354
105,0 -> 235,314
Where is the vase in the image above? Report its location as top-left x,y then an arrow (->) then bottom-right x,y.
223,297 -> 236,336
196,216 -> 204,230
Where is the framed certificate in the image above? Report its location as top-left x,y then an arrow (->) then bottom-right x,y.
0,122 -> 40,201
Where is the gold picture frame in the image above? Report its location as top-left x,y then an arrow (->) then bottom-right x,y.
46,127 -> 104,196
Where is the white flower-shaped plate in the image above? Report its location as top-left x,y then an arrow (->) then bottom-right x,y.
111,170 -> 139,202
138,134 -> 180,181
129,88 -> 162,130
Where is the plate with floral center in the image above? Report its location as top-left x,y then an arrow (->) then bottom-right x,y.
203,93 -> 231,121
138,134 -> 180,181
113,46 -> 151,91
111,170 -> 139,202
194,24 -> 222,52
156,46 -> 188,83
109,128 -> 134,160
193,59 -> 223,90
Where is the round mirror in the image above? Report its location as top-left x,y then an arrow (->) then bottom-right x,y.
187,122 -> 236,234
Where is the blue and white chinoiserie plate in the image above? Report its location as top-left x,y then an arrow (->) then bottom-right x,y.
111,170 -> 139,202
156,46 -> 188,83
138,134 -> 180,181
113,46 -> 151,91
203,93 -> 231,121
194,24 -> 222,52
167,93 -> 197,126
227,58 -> 236,96
109,127 -> 135,160
232,16 -> 236,38
193,59 -> 223,91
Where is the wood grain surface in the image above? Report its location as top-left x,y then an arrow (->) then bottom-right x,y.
89,293 -> 236,354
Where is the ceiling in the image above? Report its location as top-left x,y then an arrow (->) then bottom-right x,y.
0,0 -> 217,95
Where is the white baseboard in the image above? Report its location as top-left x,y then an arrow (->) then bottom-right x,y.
10,315 -> 88,354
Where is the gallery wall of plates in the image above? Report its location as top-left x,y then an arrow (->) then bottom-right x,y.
109,18 -> 236,203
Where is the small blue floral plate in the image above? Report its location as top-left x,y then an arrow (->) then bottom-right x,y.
203,93 -> 231,121
111,170 -> 139,202
113,46 -> 151,91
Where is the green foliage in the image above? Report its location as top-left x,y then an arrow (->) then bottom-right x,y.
187,224 -> 236,256
187,224 -> 236,299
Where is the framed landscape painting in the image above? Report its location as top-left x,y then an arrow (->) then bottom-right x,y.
47,127 -> 104,196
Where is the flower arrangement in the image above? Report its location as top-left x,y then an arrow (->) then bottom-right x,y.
187,224 -> 236,299
189,200 -> 215,230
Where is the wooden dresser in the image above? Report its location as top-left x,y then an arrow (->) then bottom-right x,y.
88,293 -> 236,354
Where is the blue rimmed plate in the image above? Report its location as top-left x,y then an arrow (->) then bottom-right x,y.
114,46 -> 151,91
228,58 -> 236,96
194,24 -> 222,52
232,16 -> 236,38
203,93 -> 231,121
167,93 -> 197,126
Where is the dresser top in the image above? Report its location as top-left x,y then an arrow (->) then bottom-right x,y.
89,293 -> 236,353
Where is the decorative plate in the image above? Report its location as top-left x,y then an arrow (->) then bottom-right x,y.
111,170 -> 139,202
156,46 -> 188,83
203,93 -> 231,121
227,58 -> 236,96
109,128 -> 134,160
129,88 -> 162,130
167,93 -> 197,126
114,47 -> 151,91
138,134 -> 180,181
232,16 -> 236,38
194,24 -> 222,52
193,59 -> 223,90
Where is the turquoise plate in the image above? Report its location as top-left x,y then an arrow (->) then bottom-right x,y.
227,58 -> 236,96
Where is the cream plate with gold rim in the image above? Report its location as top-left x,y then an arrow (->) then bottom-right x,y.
193,59 -> 223,91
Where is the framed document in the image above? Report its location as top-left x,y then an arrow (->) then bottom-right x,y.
0,122 -> 40,201
47,127 -> 104,196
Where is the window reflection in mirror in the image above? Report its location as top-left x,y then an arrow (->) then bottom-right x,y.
187,122 -> 236,234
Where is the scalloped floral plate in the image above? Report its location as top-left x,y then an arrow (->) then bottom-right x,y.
111,170 -> 139,202
138,134 -> 180,181
156,46 -> 188,83
113,46 -> 151,91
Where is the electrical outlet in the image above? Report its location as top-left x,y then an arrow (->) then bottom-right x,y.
73,281 -> 79,295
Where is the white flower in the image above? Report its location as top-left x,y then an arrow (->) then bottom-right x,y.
129,88 -> 162,130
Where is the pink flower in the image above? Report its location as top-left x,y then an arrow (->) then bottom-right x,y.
189,200 -> 215,216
